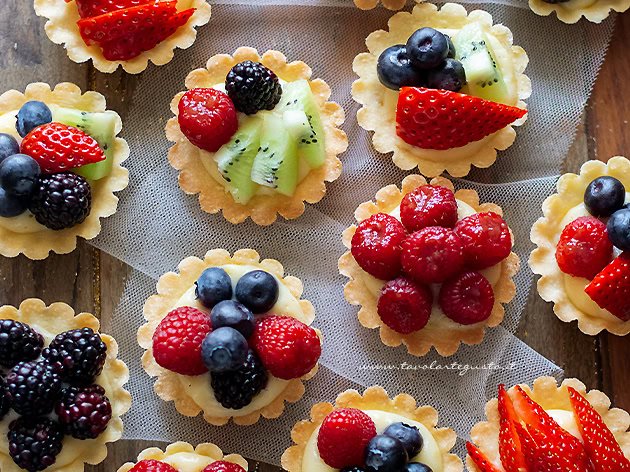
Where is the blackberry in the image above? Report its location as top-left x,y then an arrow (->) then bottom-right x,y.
0,376 -> 10,420
55,384 -> 112,439
225,61 -> 282,115
42,328 -> 107,385
29,172 -> 92,230
0,319 -> 44,367
210,349 -> 267,409
6,361 -> 62,416
8,417 -> 64,472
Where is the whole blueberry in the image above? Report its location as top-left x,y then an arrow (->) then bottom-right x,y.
0,187 -> 28,218
0,154 -> 40,197
15,101 -> 52,138
406,28 -> 449,70
364,435 -> 408,472
196,267 -> 233,309
383,422 -> 423,457
445,35 -> 456,59
0,133 -> 19,163
403,464 -> 433,472
425,58 -> 466,92
584,176 -> 626,217
607,208 -> 630,251
210,300 -> 255,338
235,270 -> 279,314
377,45 -> 426,91
201,327 -> 248,373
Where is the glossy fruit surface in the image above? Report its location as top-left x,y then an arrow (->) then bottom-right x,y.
234,270 -> 280,314
584,176 -> 626,217
363,435 -> 409,472
210,300 -> 255,338
201,327 -> 249,373
377,45 -> 426,91
406,28 -> 449,70
0,154 -> 40,197
196,267 -> 233,309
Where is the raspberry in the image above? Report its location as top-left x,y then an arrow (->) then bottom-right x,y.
6,361 -> 62,416
202,461 -> 246,472
55,384 -> 112,439
317,408 -> 377,469
128,460 -> 179,472
29,172 -> 92,230
454,212 -> 512,270
152,306 -> 212,376
225,61 -> 283,115
400,185 -> 458,232
401,227 -> 464,284
556,216 -> 613,280
438,271 -> 494,325
351,213 -> 407,280
8,417 -> 64,472
377,276 -> 433,334
0,319 -> 44,367
250,315 -> 321,380
210,349 -> 267,409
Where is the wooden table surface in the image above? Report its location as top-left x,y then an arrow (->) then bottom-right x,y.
0,2 -> 629,471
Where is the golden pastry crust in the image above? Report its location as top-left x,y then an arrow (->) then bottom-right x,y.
0,82 -> 129,260
138,248 -> 319,425
0,299 -> 132,472
529,0 -> 629,23
339,174 -> 519,357
166,47 -> 347,226
530,156 -> 630,336
467,376 -> 630,471
34,0 -> 212,74
282,385 -> 463,472
353,0 -> 407,10
352,2 -> 531,178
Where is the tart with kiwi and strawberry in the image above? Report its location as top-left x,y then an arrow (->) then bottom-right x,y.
529,0 -> 629,24
0,82 -> 129,260
138,248 -> 321,425
34,0 -> 211,74
166,47 -> 348,226
530,156 -> 630,336
0,298 -> 131,472
466,376 -> 630,472
339,174 -> 519,356
352,2 -> 530,178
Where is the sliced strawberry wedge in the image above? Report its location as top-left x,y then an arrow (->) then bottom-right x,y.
585,252 -> 630,321
498,385 -> 528,472
466,442 -> 503,472
69,0 -> 152,18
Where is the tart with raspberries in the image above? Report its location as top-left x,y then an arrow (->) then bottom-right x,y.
529,0 -> 630,24
138,248 -> 321,425
166,47 -> 347,226
0,299 -> 131,472
339,174 -> 519,356
352,2 -> 530,177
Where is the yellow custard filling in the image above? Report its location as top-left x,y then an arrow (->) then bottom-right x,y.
161,452 -> 215,472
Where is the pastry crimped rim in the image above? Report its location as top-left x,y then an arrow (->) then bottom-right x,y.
529,0 -> 629,24
338,174 -> 520,357
351,2 -> 531,178
530,156 -> 630,336
34,0 -> 212,74
467,376 -> 630,471
0,299 -> 132,472
138,248 -> 319,426
281,385 -> 463,472
0,82 -> 130,260
166,47 -> 348,226
354,0 -> 407,10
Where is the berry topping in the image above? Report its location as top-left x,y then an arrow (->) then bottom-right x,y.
225,61 -> 283,115
425,58 -> 466,92
202,461 -> 247,472
401,227 -> 464,284
403,464 -> 433,472
454,212 -> 512,270
8,417 -> 64,472
497,385 -> 527,472
364,435 -> 409,472
43,327 -> 107,384
128,460 -> 179,472
55,384 -> 112,439
585,252 -> 630,321
383,422 -> 423,458
16,101 -> 52,138
234,270 -> 280,314
0,154 -> 40,198
72,0 -> 152,18
584,176 -> 626,217
29,172 -> 92,230
0,187 -> 28,218
606,207 -> 630,251
0,133 -> 20,162
210,349 -> 267,409
0,376 -> 10,420
196,267 -> 233,309
0,319 -> 44,367
377,45 -> 426,91
445,35 -> 456,58
399,185 -> 458,232
406,28 -> 449,70
6,361 -> 62,416
466,442 -> 502,472
377,276 -> 432,334
201,327 -> 248,373
210,300 -> 255,338
438,271 -> 494,325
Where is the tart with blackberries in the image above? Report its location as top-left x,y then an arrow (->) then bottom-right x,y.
529,0 -> 629,23
138,248 -> 321,425
0,298 -> 131,472
352,3 -> 530,177
339,174 -> 519,356
166,47 -> 347,226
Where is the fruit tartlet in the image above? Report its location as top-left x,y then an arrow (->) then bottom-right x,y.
34,0 -> 212,74
466,376 -> 630,471
353,0 -> 406,10
530,156 -> 630,336
166,47 -> 347,226
352,2 -> 530,178
339,174 -> 519,356
139,248 -> 321,425
0,299 -> 131,472
0,82 -> 129,260
529,0 -> 630,24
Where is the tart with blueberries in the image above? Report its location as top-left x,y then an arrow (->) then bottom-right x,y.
529,0 -> 629,24
166,47 -> 347,226
466,376 -> 630,471
0,298 -> 131,472
0,82 -> 129,260
339,174 -> 519,356
138,248 -> 321,425
352,2 -> 530,178
530,156 -> 630,336
282,385 -> 463,472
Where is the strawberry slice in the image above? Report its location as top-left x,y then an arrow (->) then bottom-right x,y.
568,387 -> 630,471
497,385 -> 528,472
585,252 -> 630,321
396,87 -> 527,150
466,442 -> 503,472
67,0 -> 152,19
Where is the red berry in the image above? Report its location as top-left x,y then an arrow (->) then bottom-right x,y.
438,271 -> 494,325
129,460 -> 179,472
351,213 -> 407,280
178,88 -> 239,153
454,212 -> 512,270
201,461 -> 246,472
400,185 -> 458,232
317,408 -> 377,469
401,227 -> 464,284
556,216 -> 613,279
585,252 -> 630,321
467,442 -> 503,472
72,0 -> 152,18
152,306 -> 212,376
377,276 -> 432,334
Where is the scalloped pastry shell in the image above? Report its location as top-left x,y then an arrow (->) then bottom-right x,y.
339,174 -> 519,357
138,248 -> 319,426
530,156 -> 630,336
351,3 -> 531,178
34,0 -> 212,74
467,376 -> 630,471
0,299 -> 132,472
529,0 -> 629,23
281,385 -> 463,472
353,0 -> 407,10
166,47 -> 348,226
0,82 -> 129,260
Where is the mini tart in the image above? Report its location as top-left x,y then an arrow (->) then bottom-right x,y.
166,47 -> 347,226
339,174 -> 519,357
529,0 -> 629,23
354,0 -> 407,10
0,299 -> 132,472
352,2 -> 531,178
138,248 -> 318,425
34,0 -> 212,74
282,385 -> 463,472
530,156 -> 630,336
467,376 -> 630,471
0,82 -> 129,260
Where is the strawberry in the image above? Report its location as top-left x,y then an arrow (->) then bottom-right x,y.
585,252 -> 630,321
201,462 -> 246,472
466,442 -> 503,472
556,216 -> 613,280
438,271 -> 494,325
128,460 -> 179,472
401,227 -> 464,284
396,87 -> 527,150
69,0 -> 152,18
454,212 -> 512,270
399,185 -> 458,233
377,275 -> 432,334
497,385 -> 527,472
